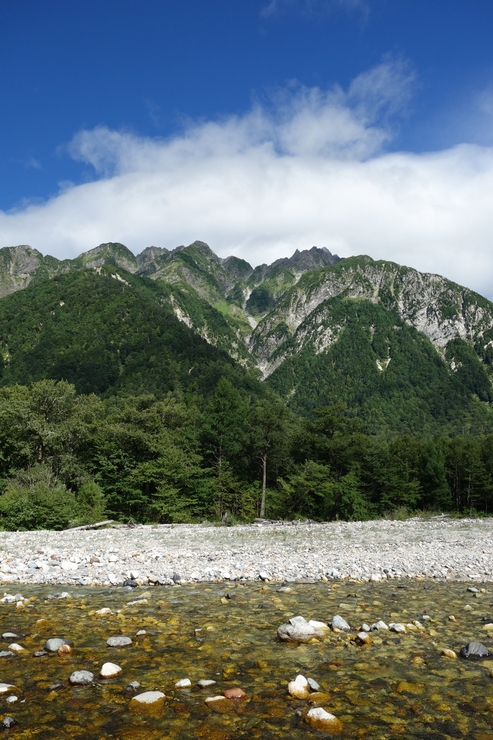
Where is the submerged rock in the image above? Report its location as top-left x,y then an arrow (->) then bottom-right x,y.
460,641 -> 490,660
175,678 -> 191,688
288,674 -> 310,699
69,670 -> 94,685
100,662 -> 122,678
305,707 -> 343,733
129,690 -> 166,714
278,616 -> 324,642
331,615 -> 350,631
223,687 -> 246,700
205,695 -> 233,713
107,635 -> 132,647
45,638 -> 71,652
441,649 -> 457,659
389,623 -> 406,633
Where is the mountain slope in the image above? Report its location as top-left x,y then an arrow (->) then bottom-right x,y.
0,265 -> 262,398
250,255 -> 493,376
0,241 -> 339,368
0,241 -> 492,435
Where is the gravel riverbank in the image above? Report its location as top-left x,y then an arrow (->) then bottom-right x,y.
0,517 -> 492,588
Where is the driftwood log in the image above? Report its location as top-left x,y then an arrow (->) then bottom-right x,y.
66,519 -> 114,531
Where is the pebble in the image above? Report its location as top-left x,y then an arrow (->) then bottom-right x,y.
223,687 -> 246,699
278,616 -> 324,642
288,674 -> 310,699
45,638 -> 70,652
175,678 -> 191,688
2,717 -> 16,729
305,707 -> 343,733
197,679 -> 217,688
129,691 -> 166,714
0,518 -> 491,587
371,620 -> 388,630
389,623 -> 406,633
100,662 -> 122,678
8,642 -> 25,652
331,615 -> 351,631
441,649 -> 457,658
69,670 -> 94,685
205,695 -> 234,713
106,635 -> 132,647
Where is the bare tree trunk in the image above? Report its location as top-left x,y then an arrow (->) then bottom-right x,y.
260,453 -> 267,518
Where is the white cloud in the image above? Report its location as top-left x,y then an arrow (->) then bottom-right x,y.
1,58 -> 493,297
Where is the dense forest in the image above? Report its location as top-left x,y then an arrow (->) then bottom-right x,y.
0,263 -> 493,529
0,378 -> 492,530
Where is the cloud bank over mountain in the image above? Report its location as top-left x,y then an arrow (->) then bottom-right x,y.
1,59 -> 493,296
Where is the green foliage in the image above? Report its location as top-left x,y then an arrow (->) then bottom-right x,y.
246,285 -> 276,315
0,267 -> 260,397
74,481 -> 106,525
0,465 -> 77,531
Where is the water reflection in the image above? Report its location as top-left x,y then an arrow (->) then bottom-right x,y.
0,580 -> 492,738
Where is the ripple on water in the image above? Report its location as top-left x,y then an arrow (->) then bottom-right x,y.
0,580 -> 492,738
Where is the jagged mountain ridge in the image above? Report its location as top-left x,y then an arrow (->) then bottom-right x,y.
1,240 -> 493,433
0,241 -> 340,366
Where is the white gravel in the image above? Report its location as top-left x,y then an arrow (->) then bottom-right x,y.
0,517 -> 492,587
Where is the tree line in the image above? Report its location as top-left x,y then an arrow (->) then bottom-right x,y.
0,378 -> 492,530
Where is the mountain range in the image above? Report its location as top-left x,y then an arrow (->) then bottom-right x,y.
1,240 -> 492,435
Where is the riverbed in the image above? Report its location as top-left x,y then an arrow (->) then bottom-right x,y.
1,579 -> 493,739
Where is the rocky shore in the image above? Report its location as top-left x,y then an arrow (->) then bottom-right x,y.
0,517 -> 492,588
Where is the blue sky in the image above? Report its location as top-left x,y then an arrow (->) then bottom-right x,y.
1,0 -> 493,295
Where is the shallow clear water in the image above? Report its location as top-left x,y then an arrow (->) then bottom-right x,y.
1,580 -> 493,739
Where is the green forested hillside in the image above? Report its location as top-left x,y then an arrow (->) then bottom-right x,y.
0,266 -> 261,398
1,246 -> 493,529
266,298 -> 493,436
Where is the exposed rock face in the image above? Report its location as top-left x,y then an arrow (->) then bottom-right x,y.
0,246 -> 61,298
249,255 -> 493,377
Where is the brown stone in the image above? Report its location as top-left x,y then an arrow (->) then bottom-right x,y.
441,649 -> 457,659
288,675 -> 310,699
305,707 -> 343,733
205,696 -> 234,714
129,691 -> 166,715
223,687 -> 246,700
